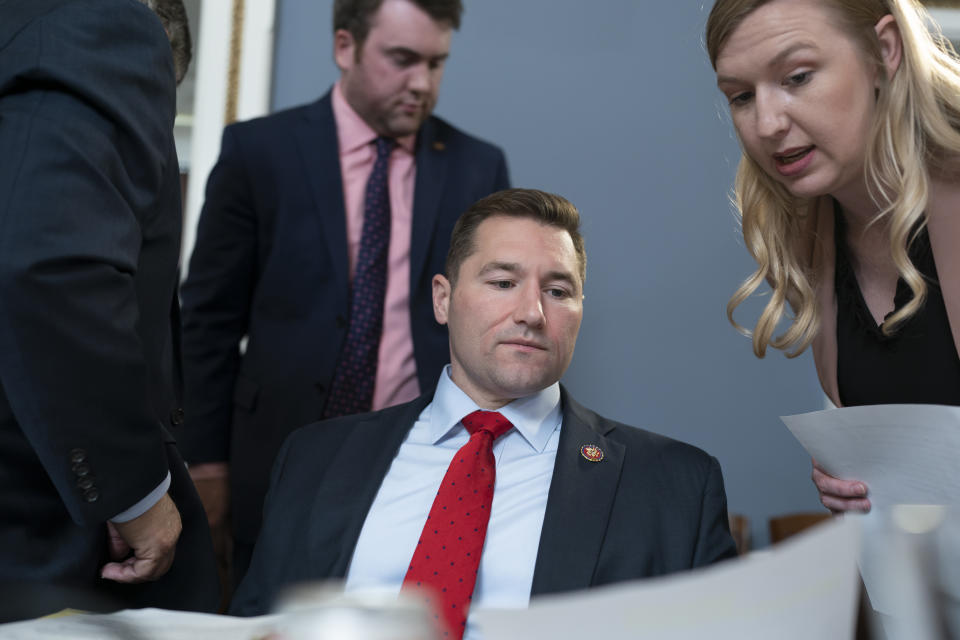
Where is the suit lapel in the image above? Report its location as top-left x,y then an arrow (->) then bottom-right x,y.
295,92 -> 350,305
308,395 -> 433,577
409,117 -> 449,291
530,389 -> 625,596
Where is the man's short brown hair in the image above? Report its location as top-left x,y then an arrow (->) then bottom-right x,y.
446,188 -> 586,286
333,0 -> 463,48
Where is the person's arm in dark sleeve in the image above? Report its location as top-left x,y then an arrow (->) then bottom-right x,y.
692,456 -> 739,567
179,125 -> 259,466
0,0 -> 183,582
0,0 -> 174,527
178,124 -> 260,527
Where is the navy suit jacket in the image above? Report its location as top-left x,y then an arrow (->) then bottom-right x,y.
179,93 -> 509,544
230,387 -> 738,615
0,0 -> 217,615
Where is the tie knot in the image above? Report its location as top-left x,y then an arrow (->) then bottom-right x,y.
461,411 -> 513,440
374,136 -> 394,158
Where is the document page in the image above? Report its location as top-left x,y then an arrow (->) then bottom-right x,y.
781,403 -> 960,507
475,517 -> 861,640
782,404 -> 960,625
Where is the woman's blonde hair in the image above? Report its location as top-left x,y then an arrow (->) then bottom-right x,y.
706,0 -> 960,357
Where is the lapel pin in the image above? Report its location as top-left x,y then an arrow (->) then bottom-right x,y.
580,444 -> 604,463
432,141 -> 446,152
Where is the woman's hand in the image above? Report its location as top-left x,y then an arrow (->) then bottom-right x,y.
812,459 -> 871,513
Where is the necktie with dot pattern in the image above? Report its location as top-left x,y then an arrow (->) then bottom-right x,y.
323,136 -> 393,418
402,410 -> 514,639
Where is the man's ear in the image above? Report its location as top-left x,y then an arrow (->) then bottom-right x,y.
875,14 -> 903,84
433,274 -> 451,325
333,29 -> 357,72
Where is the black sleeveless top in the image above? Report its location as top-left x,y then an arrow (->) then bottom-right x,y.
834,212 -> 960,406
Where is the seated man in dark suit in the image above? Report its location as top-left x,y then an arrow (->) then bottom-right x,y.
231,189 -> 737,638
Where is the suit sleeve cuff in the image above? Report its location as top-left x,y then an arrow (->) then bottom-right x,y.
109,472 -> 171,523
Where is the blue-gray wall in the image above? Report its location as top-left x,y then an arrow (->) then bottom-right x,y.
271,0 -> 826,546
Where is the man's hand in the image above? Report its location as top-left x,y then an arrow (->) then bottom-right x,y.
188,464 -> 230,529
812,459 -> 871,513
101,493 -> 182,583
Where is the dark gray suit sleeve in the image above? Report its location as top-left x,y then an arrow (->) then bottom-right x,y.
179,126 -> 259,463
0,1 -> 175,525
693,456 -> 739,566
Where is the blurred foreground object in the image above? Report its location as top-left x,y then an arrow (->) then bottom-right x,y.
859,505 -> 960,640
274,583 -> 438,640
0,584 -> 437,638
0,608 -> 280,639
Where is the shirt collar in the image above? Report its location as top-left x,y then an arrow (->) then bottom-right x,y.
428,366 -> 562,453
331,81 -> 416,155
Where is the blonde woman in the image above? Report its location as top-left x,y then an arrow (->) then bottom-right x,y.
707,0 -> 960,512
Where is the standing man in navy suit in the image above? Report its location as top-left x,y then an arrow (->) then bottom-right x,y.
180,0 -> 510,587
230,190 -> 737,638
0,0 -> 218,619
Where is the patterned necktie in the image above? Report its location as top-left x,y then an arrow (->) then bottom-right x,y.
324,137 -> 394,418
402,411 -> 514,639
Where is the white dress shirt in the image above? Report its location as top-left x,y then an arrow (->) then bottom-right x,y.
344,366 -> 562,639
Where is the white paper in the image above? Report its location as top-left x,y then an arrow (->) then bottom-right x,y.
782,404 -> 960,626
0,608 -> 281,640
781,403 -> 960,507
474,516 -> 861,640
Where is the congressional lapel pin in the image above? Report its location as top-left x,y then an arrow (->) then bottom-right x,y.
432,141 -> 446,152
580,444 -> 604,463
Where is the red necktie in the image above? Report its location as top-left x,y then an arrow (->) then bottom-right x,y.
402,410 -> 513,639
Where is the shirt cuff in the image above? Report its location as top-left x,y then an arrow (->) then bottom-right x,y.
109,472 -> 171,523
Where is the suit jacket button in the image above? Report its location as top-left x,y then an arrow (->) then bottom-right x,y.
69,448 -> 86,464
170,407 -> 185,425
336,315 -> 347,329
315,383 -> 326,394
83,489 -> 100,503
77,477 -> 95,490
72,463 -> 91,477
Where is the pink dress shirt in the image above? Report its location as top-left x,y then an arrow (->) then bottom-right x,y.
332,82 -> 421,410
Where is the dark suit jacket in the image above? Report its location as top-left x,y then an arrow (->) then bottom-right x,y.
0,0 -> 217,616
230,387 -> 738,615
178,93 -> 510,544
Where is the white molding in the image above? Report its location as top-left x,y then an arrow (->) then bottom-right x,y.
181,0 -> 276,273
237,0 -> 276,121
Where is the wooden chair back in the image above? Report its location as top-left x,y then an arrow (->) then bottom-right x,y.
728,512 -> 751,555
768,512 -> 831,544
